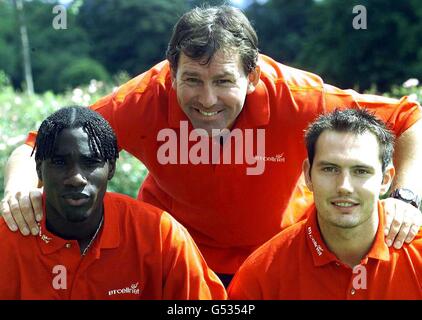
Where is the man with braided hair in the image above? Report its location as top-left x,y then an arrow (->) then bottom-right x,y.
0,106 -> 226,299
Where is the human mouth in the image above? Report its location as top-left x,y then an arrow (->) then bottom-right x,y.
193,108 -> 223,118
62,193 -> 90,206
199,109 -> 218,116
331,199 -> 359,212
333,202 -> 355,207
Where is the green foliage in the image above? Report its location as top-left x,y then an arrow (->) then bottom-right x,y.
77,0 -> 189,76
0,83 -> 147,200
24,1 -> 98,92
58,58 -> 110,92
296,0 -> 422,92
0,1 -> 18,82
1,0 -> 107,93
246,0 -> 314,65
0,70 -> 11,88
244,0 -> 422,92
382,78 -> 421,102
2,0 -> 422,95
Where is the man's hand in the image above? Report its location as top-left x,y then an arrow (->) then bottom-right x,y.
0,189 -> 43,236
381,198 -> 422,249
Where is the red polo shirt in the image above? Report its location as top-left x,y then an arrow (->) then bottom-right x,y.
26,55 -> 422,274
228,203 -> 422,299
0,192 -> 226,300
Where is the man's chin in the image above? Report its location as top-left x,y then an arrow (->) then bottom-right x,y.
65,212 -> 90,223
191,122 -> 229,137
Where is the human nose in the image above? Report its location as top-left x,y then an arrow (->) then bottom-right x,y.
64,165 -> 88,187
198,83 -> 218,108
337,171 -> 353,194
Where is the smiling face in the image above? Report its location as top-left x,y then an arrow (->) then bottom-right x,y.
36,127 -> 115,223
303,130 -> 394,230
172,50 -> 260,136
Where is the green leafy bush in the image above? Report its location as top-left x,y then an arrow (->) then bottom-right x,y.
0,70 -> 11,89
58,58 -> 110,92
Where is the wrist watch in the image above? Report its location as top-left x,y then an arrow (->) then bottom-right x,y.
390,188 -> 421,209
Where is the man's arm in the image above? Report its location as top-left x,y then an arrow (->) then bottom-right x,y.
391,119 -> 422,194
1,144 -> 42,235
383,119 -> 422,248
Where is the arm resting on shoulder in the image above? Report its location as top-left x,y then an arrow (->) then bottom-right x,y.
1,144 -> 42,235
383,119 -> 422,247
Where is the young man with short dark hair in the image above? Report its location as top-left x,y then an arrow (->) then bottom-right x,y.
228,109 -> 422,299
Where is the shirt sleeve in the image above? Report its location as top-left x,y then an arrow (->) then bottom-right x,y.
323,84 -> 422,137
159,212 -> 227,300
227,260 -> 263,300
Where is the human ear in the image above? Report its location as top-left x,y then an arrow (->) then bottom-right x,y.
303,159 -> 313,192
36,161 -> 43,182
107,159 -> 116,180
380,165 -> 395,195
246,66 -> 261,94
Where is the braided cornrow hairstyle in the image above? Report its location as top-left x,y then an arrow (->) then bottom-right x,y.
33,106 -> 119,162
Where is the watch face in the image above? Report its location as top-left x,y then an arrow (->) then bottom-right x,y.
399,189 -> 414,201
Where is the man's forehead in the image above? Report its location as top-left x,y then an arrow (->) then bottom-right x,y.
315,130 -> 382,166
178,51 -> 242,74
52,128 -> 91,154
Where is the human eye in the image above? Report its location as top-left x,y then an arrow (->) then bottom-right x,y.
216,79 -> 231,84
354,168 -> 370,175
185,77 -> 201,84
321,166 -> 338,173
83,157 -> 104,167
50,157 -> 65,166
215,79 -> 234,86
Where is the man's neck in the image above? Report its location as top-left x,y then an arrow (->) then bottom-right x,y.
317,211 -> 379,267
45,208 -> 104,251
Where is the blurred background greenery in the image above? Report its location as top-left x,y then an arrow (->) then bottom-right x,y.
1,0 -> 421,199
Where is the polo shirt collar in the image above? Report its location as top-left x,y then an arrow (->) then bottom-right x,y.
37,213 -> 68,256
305,205 -> 337,266
98,193 -> 120,250
362,202 -> 390,262
305,202 -> 390,267
167,79 -> 270,129
37,193 -> 120,256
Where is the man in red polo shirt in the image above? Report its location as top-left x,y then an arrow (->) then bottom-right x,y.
0,106 -> 226,299
228,109 -> 422,299
2,6 -> 422,285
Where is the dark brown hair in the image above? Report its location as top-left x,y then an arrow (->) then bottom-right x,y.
166,5 -> 258,75
305,108 -> 395,173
